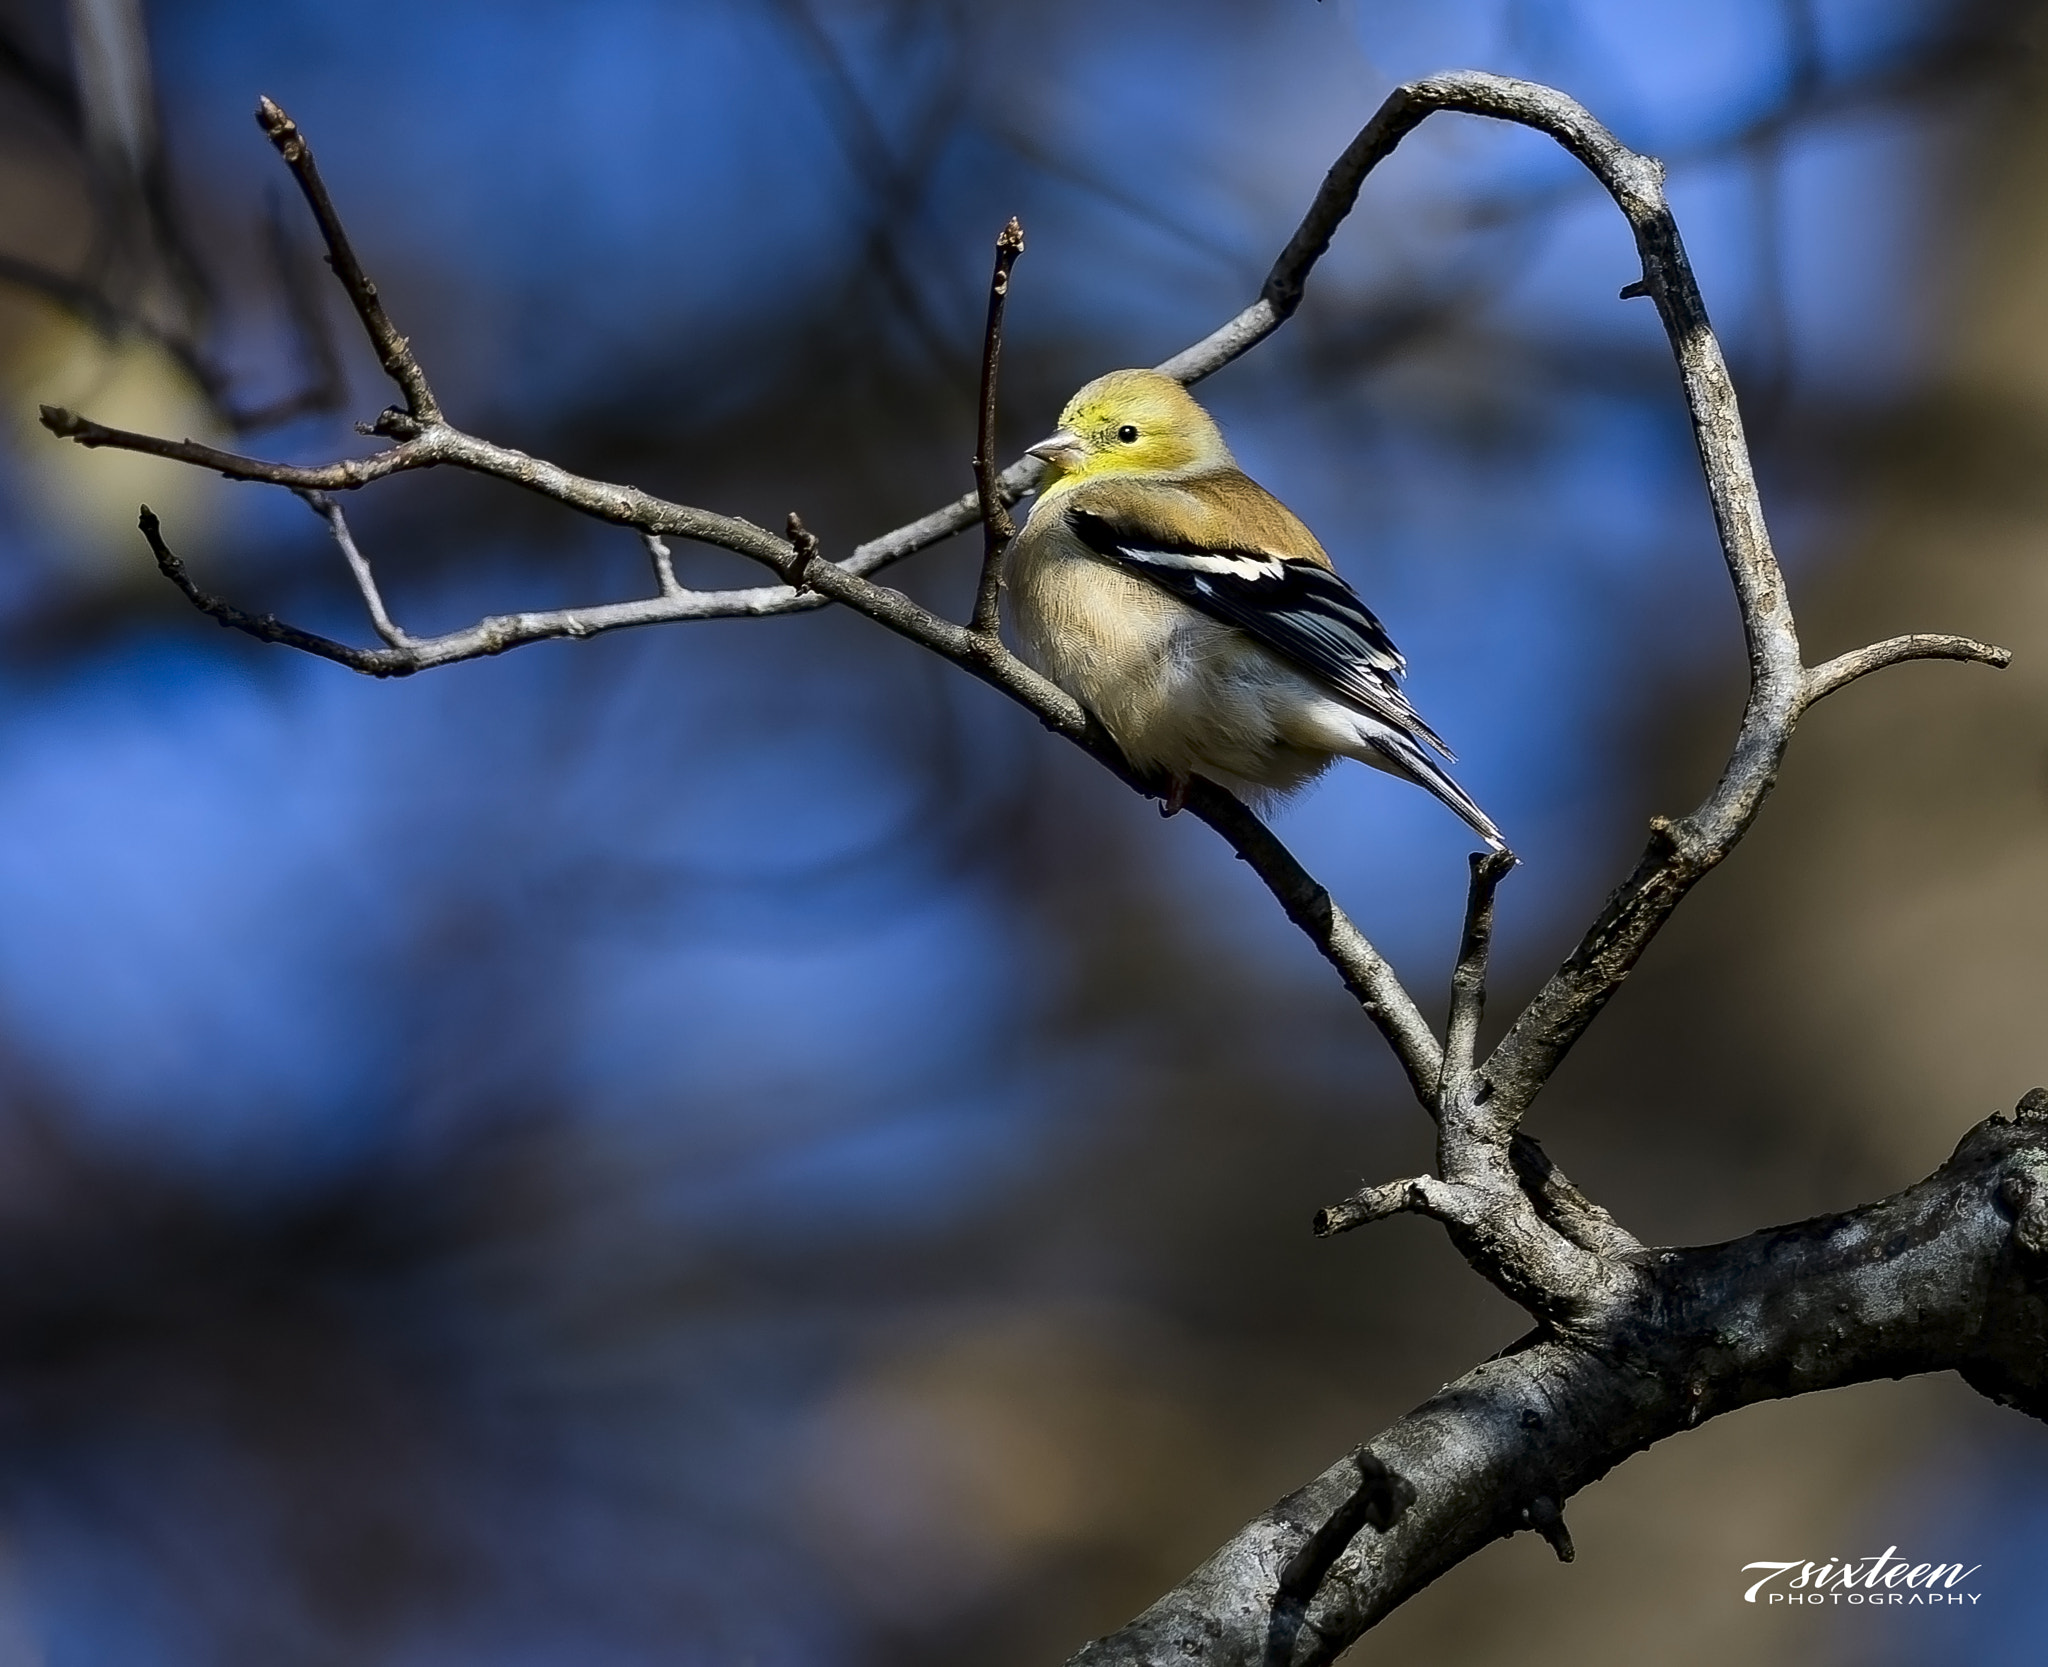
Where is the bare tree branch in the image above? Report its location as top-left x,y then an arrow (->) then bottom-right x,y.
1311,1174 -> 1477,1236
41,399 -> 796,559
1435,851 -> 1513,1117
39,97 -> 1459,1103
1077,1097 -> 2048,1666
1365,74 -> 2012,1140
297,490 -> 410,647
1801,632 -> 2012,707
37,67 -> 1491,630
46,73 -> 2007,1214
1338,842 -> 1634,1325
641,531 -> 683,599
253,95 -> 439,425
1187,785 -> 1444,1103
970,217 -> 1024,640
138,506 -> 405,673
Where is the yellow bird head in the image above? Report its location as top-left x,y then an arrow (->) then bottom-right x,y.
1026,369 -> 1234,496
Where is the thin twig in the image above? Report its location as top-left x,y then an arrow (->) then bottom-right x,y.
969,216 -> 1024,639
44,61 -> 1458,618
642,531 -> 682,598
39,403 -> 796,569
296,489 -> 411,646
41,403 -> 426,487
1435,850 -> 1515,1120
254,95 -> 440,424
1313,1176 -> 1471,1238
139,507 -> 414,674
1801,632 -> 2011,708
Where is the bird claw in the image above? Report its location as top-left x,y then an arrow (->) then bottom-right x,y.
1158,776 -> 1189,817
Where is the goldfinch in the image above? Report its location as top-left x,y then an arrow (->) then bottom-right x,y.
1006,369 -> 1506,852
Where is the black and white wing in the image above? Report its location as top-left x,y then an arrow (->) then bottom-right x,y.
1064,508 -> 1452,758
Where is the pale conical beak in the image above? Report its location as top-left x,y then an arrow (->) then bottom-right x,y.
1026,429 -> 1085,472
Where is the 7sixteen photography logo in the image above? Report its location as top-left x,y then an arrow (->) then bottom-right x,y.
1743,1547 -> 1982,1606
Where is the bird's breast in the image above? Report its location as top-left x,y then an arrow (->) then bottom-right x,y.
1007,522 -> 1184,720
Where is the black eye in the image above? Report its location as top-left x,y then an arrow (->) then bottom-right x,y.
1117,424 -> 1139,444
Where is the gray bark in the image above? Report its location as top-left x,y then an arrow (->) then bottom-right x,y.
1075,1100 -> 2048,1666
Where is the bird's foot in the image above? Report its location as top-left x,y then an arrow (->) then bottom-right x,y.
1158,775 -> 1189,817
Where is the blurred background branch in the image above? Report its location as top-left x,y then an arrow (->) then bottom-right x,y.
0,0 -> 339,432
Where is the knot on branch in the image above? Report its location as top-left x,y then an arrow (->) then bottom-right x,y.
1954,1110 -> 2048,1420
1262,1450 -> 1416,1667
1997,1167 -> 2048,1259
1521,1494 -> 1575,1563
782,513 -> 821,592
1987,1092 -> 2048,1258
1646,813 -> 1711,871
1281,1452 -> 1414,1583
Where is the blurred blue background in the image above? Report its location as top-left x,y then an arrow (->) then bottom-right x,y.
0,1 -> 2042,1663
